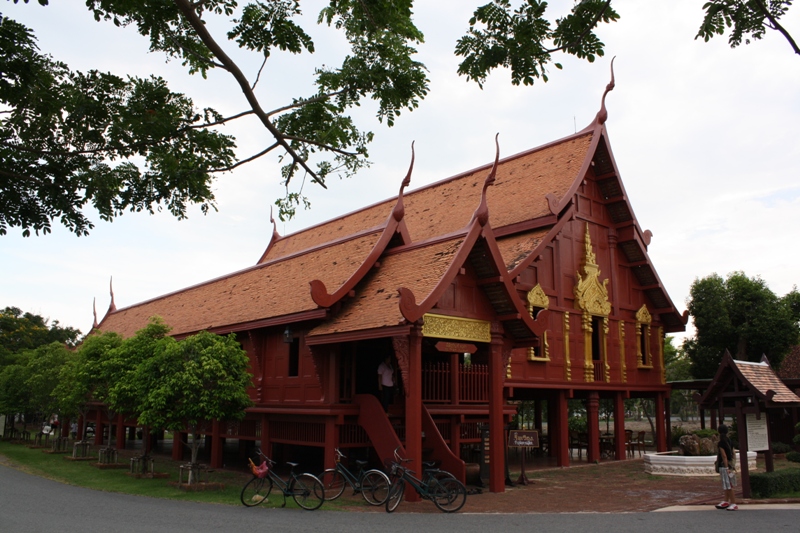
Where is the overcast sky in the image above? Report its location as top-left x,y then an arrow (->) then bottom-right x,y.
2,1 -> 799,344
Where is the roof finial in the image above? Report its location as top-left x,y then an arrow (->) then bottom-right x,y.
92,297 -> 98,329
269,205 -> 280,242
108,276 -> 117,313
472,134 -> 500,227
392,141 -> 415,222
595,56 -> 616,125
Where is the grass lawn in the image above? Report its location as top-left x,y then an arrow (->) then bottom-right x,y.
0,440 -> 351,510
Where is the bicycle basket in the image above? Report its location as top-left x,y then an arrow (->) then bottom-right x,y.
248,458 -> 269,478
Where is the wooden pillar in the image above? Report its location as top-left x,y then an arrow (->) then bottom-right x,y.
488,329 -> 505,492
172,431 -> 184,461
77,415 -> 85,441
324,418 -> 339,470
115,414 -> 126,450
451,415 -> 462,458
260,414 -> 271,457
94,410 -> 103,446
404,325 -> 423,502
586,392 -> 600,462
534,400 -> 543,432
764,411 -> 774,473
665,397 -> 672,450
655,393 -> 667,452
613,392 -> 626,460
210,419 -> 223,468
700,407 -> 706,430
554,390 -> 570,466
450,352 -> 460,405
735,401 -> 752,498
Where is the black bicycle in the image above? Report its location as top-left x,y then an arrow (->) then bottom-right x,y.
319,448 -> 390,505
384,447 -> 467,513
241,451 -> 325,510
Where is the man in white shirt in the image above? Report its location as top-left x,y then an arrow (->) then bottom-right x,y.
377,355 -> 395,412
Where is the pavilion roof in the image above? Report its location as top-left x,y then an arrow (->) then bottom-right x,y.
698,351 -> 800,408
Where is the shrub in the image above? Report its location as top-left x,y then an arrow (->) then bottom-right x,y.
750,468 -> 800,497
568,416 -> 587,434
671,425 -> 688,447
787,451 -> 800,463
693,428 -> 718,440
772,441 -> 793,454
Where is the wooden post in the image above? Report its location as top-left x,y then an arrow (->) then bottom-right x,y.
404,325 -> 423,502
450,352 -> 460,405
260,414 -> 271,458
735,401 -> 751,498
655,393 -> 666,452
115,414 -> 126,450
210,419 -> 223,468
613,392 -> 626,459
555,390 -> 570,466
324,418 -> 338,470
172,431 -> 184,461
587,392 -> 600,462
488,329 -> 505,492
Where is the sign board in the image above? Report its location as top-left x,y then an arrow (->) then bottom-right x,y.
745,413 -> 770,452
508,430 -> 539,448
435,341 -> 478,354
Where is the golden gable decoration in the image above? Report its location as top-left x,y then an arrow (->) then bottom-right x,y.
574,223 -> 611,317
527,284 -> 550,361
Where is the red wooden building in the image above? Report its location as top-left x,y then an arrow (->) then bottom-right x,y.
94,78 -> 686,492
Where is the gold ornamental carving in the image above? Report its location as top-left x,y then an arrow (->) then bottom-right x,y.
635,304 -> 652,324
527,284 -> 550,310
527,284 -> 550,361
421,313 -> 491,343
574,223 -> 611,317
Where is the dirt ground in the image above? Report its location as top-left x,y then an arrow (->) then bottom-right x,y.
337,453 -> 800,514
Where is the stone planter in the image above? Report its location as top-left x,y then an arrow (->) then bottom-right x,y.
643,451 -> 757,476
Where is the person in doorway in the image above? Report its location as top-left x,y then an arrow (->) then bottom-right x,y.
377,355 -> 395,412
715,423 -> 738,511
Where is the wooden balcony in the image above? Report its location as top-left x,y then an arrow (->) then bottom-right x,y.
422,362 -> 488,404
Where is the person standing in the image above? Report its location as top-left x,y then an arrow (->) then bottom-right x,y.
715,423 -> 738,511
377,355 -> 395,412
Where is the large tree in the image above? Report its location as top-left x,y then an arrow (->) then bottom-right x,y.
0,306 -> 81,366
117,329 -> 252,483
684,272 -> 800,378
2,1 -> 795,236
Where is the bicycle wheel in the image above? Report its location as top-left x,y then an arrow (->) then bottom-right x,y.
360,469 -> 390,506
240,476 -> 273,506
319,469 -> 346,501
290,473 -> 325,510
431,477 -> 467,513
385,479 -> 405,513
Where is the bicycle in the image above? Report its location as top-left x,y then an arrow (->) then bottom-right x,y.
241,451 -> 325,510
384,447 -> 467,513
318,448 -> 390,505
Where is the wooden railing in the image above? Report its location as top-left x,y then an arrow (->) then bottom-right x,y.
421,362 -> 488,403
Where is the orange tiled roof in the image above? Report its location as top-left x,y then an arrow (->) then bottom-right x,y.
309,237 -> 465,336
735,359 -> 800,404
260,133 -> 593,263
496,229 -> 550,271
99,130 -> 596,339
99,230 -> 383,337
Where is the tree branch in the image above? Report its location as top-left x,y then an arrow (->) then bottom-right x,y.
173,0 -> 320,184
753,0 -> 800,55
265,89 -> 348,117
545,0 -> 613,54
189,109 -> 255,129
209,142 -> 279,172
282,135 -> 359,157
252,54 -> 267,91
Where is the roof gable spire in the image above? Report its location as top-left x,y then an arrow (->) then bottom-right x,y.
92,297 -> 98,329
108,276 -> 117,313
471,134 -> 499,227
391,142 -> 415,222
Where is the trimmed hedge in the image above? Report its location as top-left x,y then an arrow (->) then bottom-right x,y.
750,468 -> 800,497
787,451 -> 800,463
